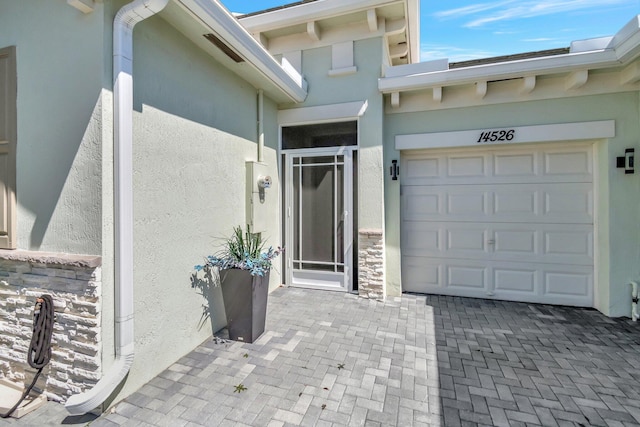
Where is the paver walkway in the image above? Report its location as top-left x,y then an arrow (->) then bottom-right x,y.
4,287 -> 640,426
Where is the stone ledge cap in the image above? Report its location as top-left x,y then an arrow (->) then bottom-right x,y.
358,228 -> 383,237
0,250 -> 102,268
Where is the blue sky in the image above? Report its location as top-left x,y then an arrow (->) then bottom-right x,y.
220,0 -> 639,62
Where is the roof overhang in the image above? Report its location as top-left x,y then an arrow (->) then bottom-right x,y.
380,14 -> 640,94
161,0 -> 307,103
238,0 -> 419,66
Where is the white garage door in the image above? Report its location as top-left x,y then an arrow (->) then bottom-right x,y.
401,143 -> 594,307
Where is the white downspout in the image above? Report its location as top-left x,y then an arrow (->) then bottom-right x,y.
257,89 -> 264,163
65,0 -> 169,415
631,281 -> 639,321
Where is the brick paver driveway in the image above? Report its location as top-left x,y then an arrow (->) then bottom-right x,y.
7,287 -> 640,426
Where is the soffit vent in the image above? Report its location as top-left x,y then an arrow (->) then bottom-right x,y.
203,33 -> 245,63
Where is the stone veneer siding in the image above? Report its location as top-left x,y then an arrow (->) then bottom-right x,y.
0,251 -> 101,402
358,229 -> 385,300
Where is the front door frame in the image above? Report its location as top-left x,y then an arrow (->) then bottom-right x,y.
283,146 -> 355,292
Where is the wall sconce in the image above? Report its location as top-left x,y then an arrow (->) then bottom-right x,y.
617,148 -> 634,174
390,159 -> 399,181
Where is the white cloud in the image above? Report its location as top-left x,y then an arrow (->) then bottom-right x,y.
433,1 -> 515,19
420,44 -> 497,62
521,37 -> 558,42
433,0 -> 632,28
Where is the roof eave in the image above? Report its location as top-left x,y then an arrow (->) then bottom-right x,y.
239,0 -> 408,34
175,0 -> 307,103
380,14 -> 640,93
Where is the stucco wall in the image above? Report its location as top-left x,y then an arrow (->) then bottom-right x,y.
0,0 -> 105,255
384,91 -> 640,316
102,11 -> 282,403
278,38 -> 386,294
283,38 -> 386,231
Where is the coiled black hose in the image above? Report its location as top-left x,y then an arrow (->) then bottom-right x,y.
1,294 -> 55,418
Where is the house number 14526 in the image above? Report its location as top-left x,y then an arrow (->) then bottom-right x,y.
477,129 -> 515,143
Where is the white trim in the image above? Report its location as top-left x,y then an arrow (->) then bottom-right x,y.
395,120 -> 615,151
240,0 -> 412,34
278,100 -> 368,126
380,15 -> 640,94
285,147 -> 355,292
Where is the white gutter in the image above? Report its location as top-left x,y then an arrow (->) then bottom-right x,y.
258,89 -> 264,163
379,14 -> 640,93
65,0 -> 169,415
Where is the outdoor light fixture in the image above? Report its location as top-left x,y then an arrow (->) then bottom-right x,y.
617,148 -> 635,174
390,159 -> 399,180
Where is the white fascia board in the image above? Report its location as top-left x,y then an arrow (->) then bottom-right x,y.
176,0 -> 307,102
405,0 -> 419,63
240,0 -> 406,34
380,13 -> 640,93
613,16 -> 640,63
379,49 -> 621,93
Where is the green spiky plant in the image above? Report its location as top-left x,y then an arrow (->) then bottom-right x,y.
195,226 -> 281,277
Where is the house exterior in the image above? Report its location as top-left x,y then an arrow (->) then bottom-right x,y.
0,0 -> 638,415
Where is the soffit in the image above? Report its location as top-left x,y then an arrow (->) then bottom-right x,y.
159,0 -> 307,104
239,1 -> 413,66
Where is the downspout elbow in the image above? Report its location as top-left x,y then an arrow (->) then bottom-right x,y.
64,347 -> 135,415
64,0 -> 168,415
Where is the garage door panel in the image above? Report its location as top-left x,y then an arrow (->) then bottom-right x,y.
544,230 -> 592,258
402,257 -> 442,292
494,153 -> 536,177
447,192 -> 488,216
447,154 -> 488,177
494,268 -> 536,293
448,265 -> 487,289
402,144 -> 593,186
404,222 -> 592,265
403,222 -> 490,258
405,157 -> 441,181
545,271 -> 592,298
543,186 -> 593,222
494,224 -> 592,265
447,229 -> 486,251
544,150 -> 592,177
403,226 -> 440,252
404,184 -> 592,224
494,190 -> 537,215
403,188 -> 442,218
493,230 -> 536,254
401,143 -> 594,307
403,257 -> 593,307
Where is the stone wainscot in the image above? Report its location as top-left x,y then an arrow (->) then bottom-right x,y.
0,250 -> 101,402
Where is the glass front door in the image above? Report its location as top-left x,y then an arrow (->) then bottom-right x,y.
285,149 -> 353,291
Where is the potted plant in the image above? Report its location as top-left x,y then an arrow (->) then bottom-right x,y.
195,226 -> 281,343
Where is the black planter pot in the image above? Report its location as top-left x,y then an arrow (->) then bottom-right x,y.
219,269 -> 269,343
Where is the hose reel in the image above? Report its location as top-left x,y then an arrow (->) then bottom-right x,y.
1,295 -> 55,418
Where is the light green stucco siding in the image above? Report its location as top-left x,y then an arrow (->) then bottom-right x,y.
0,0 -> 105,254
282,38 -> 386,231
384,91 -> 640,317
106,11 -> 282,403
